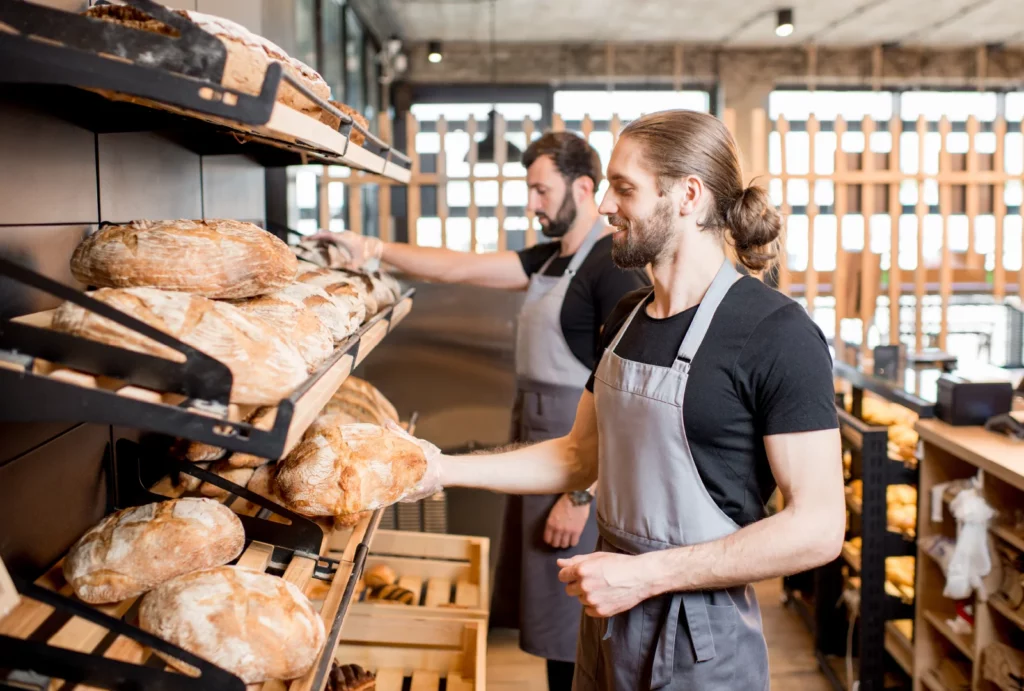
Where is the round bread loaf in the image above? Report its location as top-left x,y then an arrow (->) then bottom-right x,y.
297,266 -> 376,317
63,498 -> 244,604
51,287 -> 308,405
274,421 -> 427,516
139,566 -> 326,684
70,219 -> 298,299
230,293 -> 333,370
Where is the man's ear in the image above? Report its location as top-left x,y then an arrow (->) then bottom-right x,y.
573,175 -> 594,204
677,176 -> 704,217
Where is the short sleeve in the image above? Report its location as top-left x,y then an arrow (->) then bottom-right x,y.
517,242 -> 559,278
736,303 -> 838,436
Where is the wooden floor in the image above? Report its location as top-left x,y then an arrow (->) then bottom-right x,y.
487,578 -> 834,690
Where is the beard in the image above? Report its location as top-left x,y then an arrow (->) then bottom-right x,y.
609,198 -> 675,269
537,191 -> 577,239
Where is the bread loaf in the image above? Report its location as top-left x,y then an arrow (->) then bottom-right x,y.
319,102 -> 368,145
328,662 -> 376,691
297,266 -> 376,317
178,463 -> 210,492
247,462 -> 281,503
138,566 -> 326,684
292,241 -> 353,271
275,281 -> 362,343
63,498 -> 244,604
338,269 -> 397,313
337,376 -> 400,423
84,5 -> 331,115
70,219 -> 297,299
274,421 -> 426,517
363,563 -> 396,588
52,287 -> 308,405
230,293 -> 333,370
366,583 -> 415,605
182,407 -> 273,465
333,511 -> 370,529
184,440 -> 227,463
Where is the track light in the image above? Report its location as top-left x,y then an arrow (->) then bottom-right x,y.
775,8 -> 794,37
427,40 -> 443,63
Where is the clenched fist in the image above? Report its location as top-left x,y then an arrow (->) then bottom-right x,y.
557,551 -> 654,618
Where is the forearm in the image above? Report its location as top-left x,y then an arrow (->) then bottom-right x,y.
441,436 -> 596,495
380,242 -> 469,283
641,503 -> 844,595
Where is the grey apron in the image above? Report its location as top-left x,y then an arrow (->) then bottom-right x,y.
576,259 -> 770,690
491,220 -> 605,663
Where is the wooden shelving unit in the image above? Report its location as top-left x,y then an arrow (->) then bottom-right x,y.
912,417 -> 1024,691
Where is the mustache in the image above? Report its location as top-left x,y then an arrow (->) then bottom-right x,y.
608,216 -> 628,228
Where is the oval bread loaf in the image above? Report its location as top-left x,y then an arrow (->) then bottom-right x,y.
275,281 -> 362,343
138,565 -> 326,684
230,293 -> 333,370
274,421 -> 426,516
297,266 -> 375,317
70,219 -> 298,299
51,287 -> 308,405
63,498 -> 244,604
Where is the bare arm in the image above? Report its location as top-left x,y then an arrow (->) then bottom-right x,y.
307,230 -> 530,290
441,390 -> 599,494
559,428 -> 845,616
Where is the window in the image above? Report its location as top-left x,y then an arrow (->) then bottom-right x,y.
344,7 -> 364,112
320,0 -> 344,101
410,102 -> 544,252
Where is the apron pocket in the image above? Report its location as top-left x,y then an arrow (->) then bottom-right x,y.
640,595 -> 738,690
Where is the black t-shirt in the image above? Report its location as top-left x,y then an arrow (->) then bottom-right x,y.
517,234 -> 650,370
586,277 -> 838,526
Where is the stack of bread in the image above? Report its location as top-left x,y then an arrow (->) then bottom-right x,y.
845,537 -> 916,602
82,3 -> 368,144
847,480 -> 918,536
855,395 -> 920,465
53,220 -> 401,405
62,497 -> 325,684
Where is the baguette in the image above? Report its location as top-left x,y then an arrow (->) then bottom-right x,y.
138,566 -> 325,684
63,498 -> 244,604
274,421 -> 426,517
70,219 -> 297,300
84,5 -> 331,115
52,287 -> 308,405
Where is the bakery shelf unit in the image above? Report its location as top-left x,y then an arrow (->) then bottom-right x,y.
0,438 -> 385,691
0,0 -> 412,180
0,257 -> 415,462
912,419 -> 1024,691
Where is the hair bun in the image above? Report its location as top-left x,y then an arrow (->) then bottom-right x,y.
725,185 -> 783,273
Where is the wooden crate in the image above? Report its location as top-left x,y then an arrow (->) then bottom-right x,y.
335,617 -> 486,691
325,529 -> 489,620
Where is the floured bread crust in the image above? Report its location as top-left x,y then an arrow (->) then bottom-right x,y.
296,265 -> 376,317
51,287 -> 308,405
63,498 -> 244,604
230,293 -> 333,370
83,5 -> 331,115
138,565 -> 326,684
274,421 -> 426,517
274,281 -> 362,343
70,219 -> 297,300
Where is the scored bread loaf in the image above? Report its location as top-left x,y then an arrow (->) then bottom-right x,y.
337,376 -> 400,423
292,241 -> 353,271
63,498 -> 244,604
275,281 -> 362,343
297,265 -> 376,317
182,406 -> 273,464
363,563 -> 396,588
200,462 -> 256,498
51,287 -> 308,405
83,5 -> 330,115
328,662 -> 376,691
247,462 -> 281,503
70,220 -> 298,299
274,420 -> 426,517
230,293 -> 333,370
138,565 -> 326,684
319,101 -> 369,145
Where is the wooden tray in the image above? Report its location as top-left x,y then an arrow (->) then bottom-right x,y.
326,529 -> 489,622
335,617 -> 486,691
2,292 -> 413,461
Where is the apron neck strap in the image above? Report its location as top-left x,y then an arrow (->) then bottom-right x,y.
673,258 -> 740,370
607,288 -> 652,353
564,218 -> 606,275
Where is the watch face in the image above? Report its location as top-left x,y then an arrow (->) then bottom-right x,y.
570,490 -> 593,506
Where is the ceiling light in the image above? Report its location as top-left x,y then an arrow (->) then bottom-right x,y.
427,40 -> 443,63
775,8 -> 794,37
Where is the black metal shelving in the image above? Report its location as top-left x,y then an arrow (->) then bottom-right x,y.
0,258 -> 415,461
833,360 -> 938,419
0,0 -> 411,177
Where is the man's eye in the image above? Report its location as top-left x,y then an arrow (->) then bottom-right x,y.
616,187 -> 632,196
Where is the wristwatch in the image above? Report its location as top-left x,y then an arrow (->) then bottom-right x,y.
567,489 -> 594,506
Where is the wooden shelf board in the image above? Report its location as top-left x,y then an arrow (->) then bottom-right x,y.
922,609 -> 975,661
884,620 -> 914,676
921,669 -> 949,691
988,593 -> 1024,630
915,419 -> 1024,494
991,524 -> 1024,553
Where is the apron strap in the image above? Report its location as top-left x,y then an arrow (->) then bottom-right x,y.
565,219 -> 606,276
672,259 -> 740,374
650,592 -> 716,690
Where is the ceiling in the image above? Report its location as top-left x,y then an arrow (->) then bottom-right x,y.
385,0 -> 1024,46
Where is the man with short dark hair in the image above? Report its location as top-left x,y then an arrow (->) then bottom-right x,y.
312,131 -> 648,690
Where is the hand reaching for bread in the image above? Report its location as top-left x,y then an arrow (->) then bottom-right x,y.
307,230 -> 383,270
381,419 -> 444,503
